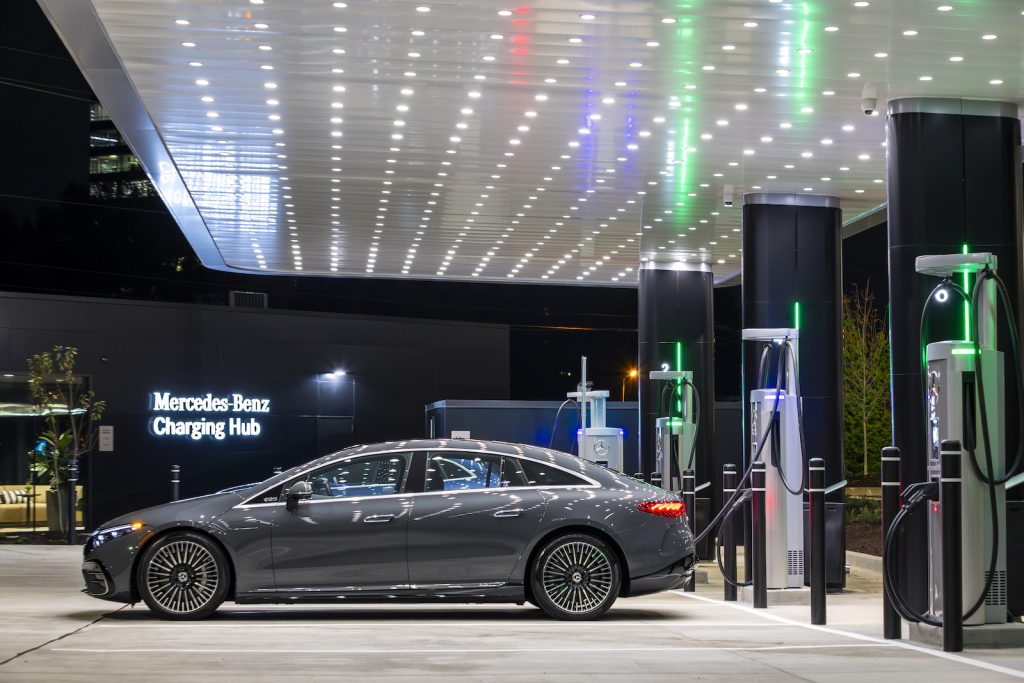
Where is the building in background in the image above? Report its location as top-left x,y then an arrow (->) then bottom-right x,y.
88,103 -> 157,201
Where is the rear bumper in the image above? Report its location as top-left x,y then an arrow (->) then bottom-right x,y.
626,554 -> 698,597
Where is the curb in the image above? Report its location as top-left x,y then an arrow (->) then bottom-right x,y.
846,550 -> 882,574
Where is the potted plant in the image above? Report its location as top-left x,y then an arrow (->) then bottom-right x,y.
26,346 -> 105,540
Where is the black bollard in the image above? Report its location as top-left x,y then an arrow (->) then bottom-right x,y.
809,458 -> 826,625
650,472 -> 663,489
682,469 -> 696,592
67,460 -> 79,545
881,446 -> 902,639
751,461 -> 767,608
723,463 -> 738,602
171,464 -> 180,502
940,440 -> 963,653
273,467 -> 283,475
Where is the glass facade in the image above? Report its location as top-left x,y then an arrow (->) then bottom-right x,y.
88,102 -> 157,201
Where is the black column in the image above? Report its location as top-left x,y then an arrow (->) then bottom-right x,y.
886,97 -> 1023,613
638,264 -> 715,485
741,193 -> 844,498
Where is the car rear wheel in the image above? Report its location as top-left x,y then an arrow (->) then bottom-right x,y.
137,531 -> 229,620
530,533 -> 621,620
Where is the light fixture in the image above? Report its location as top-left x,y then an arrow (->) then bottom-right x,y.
903,29 -> 918,36
875,52 -> 888,58
949,55 -> 964,62
982,34 -> 997,40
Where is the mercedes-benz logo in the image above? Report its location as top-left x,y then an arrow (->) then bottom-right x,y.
594,439 -> 609,456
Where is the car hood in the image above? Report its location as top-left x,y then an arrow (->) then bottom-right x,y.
95,490 -> 245,532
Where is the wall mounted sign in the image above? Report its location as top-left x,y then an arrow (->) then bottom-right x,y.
149,392 -> 270,441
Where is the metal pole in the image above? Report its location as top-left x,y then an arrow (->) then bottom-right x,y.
940,439 -> 963,653
723,463 -> 738,602
751,461 -> 767,608
682,468 -> 696,592
881,446 -> 902,639
171,464 -> 180,502
809,457 -> 826,625
67,460 -> 79,545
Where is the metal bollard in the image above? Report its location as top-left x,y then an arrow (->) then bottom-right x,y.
809,457 -> 826,625
881,446 -> 902,639
940,440 -> 963,653
723,463 -> 738,602
171,465 -> 180,502
682,468 -> 696,592
67,460 -> 79,545
751,461 -> 767,608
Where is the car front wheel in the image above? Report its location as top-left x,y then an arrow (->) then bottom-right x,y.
137,530 -> 229,620
530,533 -> 621,620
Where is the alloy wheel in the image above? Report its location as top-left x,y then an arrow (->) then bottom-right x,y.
540,540 -> 614,614
144,539 -> 220,614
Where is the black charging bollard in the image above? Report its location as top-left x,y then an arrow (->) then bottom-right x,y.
632,472 -> 645,482
67,460 -> 79,545
723,463 -> 738,602
751,461 -> 767,608
809,457 -> 826,625
881,446 -> 902,639
650,472 -> 663,488
273,467 -> 283,475
940,440 -> 963,653
682,469 -> 696,592
171,464 -> 180,502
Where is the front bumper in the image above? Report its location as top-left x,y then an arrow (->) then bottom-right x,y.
626,554 -> 698,597
81,530 -> 147,603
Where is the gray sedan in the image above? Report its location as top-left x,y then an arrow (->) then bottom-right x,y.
81,439 -> 697,620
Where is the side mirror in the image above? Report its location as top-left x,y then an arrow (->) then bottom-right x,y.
284,480 -> 312,512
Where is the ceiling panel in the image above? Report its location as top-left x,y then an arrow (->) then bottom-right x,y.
52,0 -> 1024,284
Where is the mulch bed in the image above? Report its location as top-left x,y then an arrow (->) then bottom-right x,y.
846,520 -> 882,557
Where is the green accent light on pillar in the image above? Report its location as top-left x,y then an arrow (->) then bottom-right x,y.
951,348 -> 979,355
962,243 -> 971,342
675,341 -> 683,414
794,301 -> 801,329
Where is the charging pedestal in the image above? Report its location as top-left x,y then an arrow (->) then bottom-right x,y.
739,328 -> 810,605
567,388 -> 624,472
649,370 -> 697,491
906,252 -> 1024,648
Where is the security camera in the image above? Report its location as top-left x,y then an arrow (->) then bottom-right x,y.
723,184 -> 735,207
862,82 -> 878,116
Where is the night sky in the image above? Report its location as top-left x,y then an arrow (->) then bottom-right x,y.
0,0 -> 888,402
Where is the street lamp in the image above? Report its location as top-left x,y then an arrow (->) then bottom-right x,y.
621,368 -> 638,401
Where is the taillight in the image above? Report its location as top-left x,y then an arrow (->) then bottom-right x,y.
637,500 -> 686,518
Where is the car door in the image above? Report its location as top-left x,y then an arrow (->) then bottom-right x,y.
270,451 -> 414,592
407,451 -> 547,587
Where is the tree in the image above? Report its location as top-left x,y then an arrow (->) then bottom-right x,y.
843,283 -> 892,479
26,346 -> 105,537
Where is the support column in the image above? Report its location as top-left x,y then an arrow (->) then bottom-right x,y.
638,262 -> 715,487
886,97 -> 1022,613
741,193 -> 844,551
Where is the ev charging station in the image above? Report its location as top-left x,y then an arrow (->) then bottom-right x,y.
883,251 -> 1024,649
743,328 -> 806,590
568,380 -> 624,473
649,369 -> 698,492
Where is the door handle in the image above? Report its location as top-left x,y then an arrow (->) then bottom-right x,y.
364,514 -> 395,523
493,509 -> 524,518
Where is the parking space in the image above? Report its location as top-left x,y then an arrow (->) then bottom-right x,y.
2,545 -> 1023,682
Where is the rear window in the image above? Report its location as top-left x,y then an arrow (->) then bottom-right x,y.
519,459 -> 590,487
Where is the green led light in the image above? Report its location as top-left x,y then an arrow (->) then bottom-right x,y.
962,243 -> 971,342
951,348 -> 978,355
794,301 -> 801,329
675,341 -> 683,415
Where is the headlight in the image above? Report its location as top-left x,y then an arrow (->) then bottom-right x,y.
89,522 -> 143,549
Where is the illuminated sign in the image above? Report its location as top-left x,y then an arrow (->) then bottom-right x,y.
149,392 -> 270,441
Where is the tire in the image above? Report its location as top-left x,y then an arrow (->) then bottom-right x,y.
136,530 -> 229,620
529,533 -> 621,620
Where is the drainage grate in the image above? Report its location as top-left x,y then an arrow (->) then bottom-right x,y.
985,569 -> 1007,606
788,550 -> 804,575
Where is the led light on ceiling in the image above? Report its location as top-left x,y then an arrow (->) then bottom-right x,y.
982,34 -> 997,40
903,29 -> 918,36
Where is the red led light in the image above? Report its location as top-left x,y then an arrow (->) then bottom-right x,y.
637,500 -> 686,518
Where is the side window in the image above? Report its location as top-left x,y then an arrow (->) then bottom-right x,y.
519,458 -> 590,487
299,453 -> 410,500
425,452 -> 528,491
